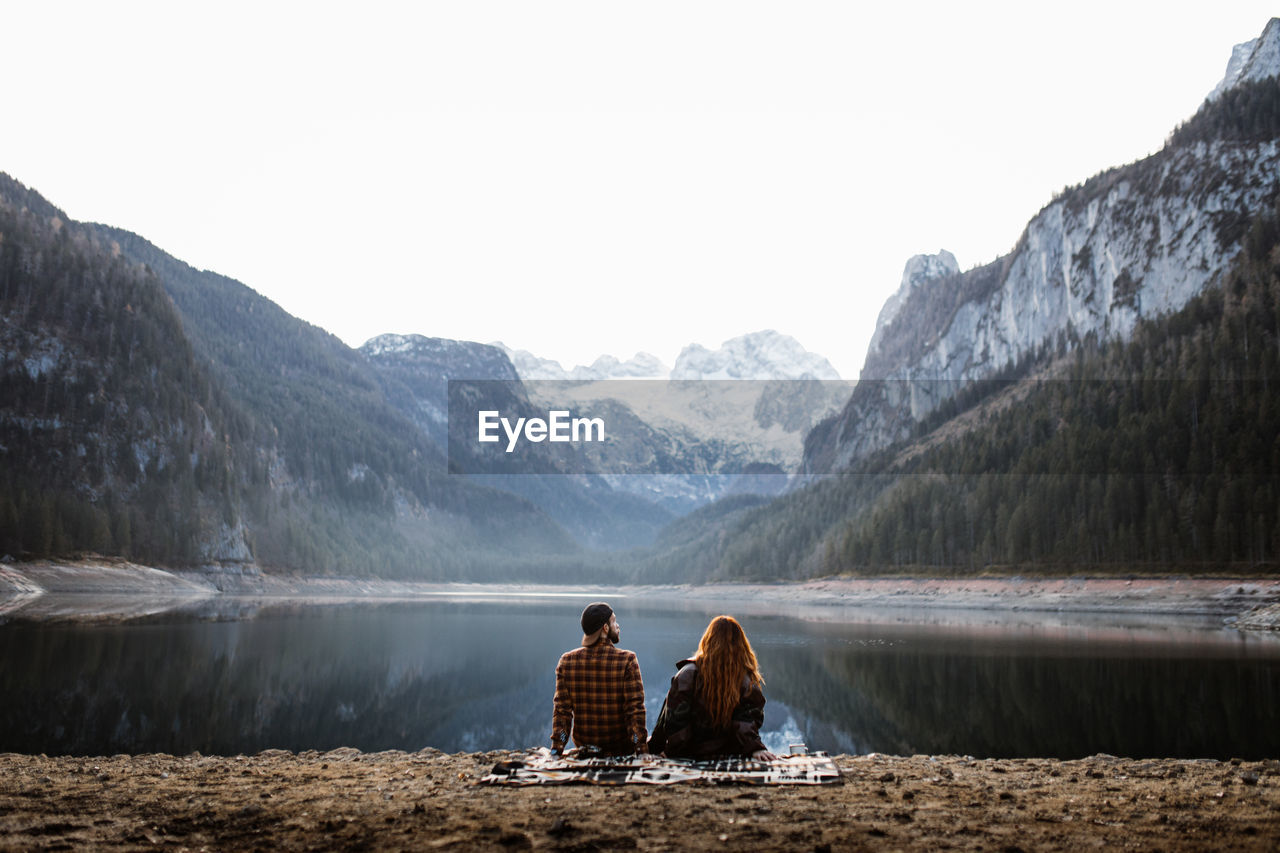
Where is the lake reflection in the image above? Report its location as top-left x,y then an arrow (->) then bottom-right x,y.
1,597 -> 1277,758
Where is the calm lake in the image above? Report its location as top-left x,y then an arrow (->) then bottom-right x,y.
1,595 -> 1278,759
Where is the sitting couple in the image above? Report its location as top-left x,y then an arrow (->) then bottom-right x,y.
550,602 -> 776,761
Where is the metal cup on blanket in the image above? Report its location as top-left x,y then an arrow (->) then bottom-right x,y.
482,747 -> 842,786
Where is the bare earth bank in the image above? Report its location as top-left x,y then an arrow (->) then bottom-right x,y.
1,750 -> 1278,851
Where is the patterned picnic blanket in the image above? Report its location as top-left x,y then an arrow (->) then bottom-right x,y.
481,748 -> 842,786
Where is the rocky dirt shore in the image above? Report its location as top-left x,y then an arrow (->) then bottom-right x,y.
2,749 -> 1278,851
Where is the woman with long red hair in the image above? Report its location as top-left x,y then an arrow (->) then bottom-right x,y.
648,615 -> 776,760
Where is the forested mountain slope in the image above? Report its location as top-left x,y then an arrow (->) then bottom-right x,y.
638,34 -> 1280,581
639,197 -> 1280,580
0,181 -> 248,565
828,199 -> 1280,574
0,175 -> 582,579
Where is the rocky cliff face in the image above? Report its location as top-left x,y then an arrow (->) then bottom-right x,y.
865,251 -> 960,360
867,139 -> 1278,387
807,20 -> 1280,473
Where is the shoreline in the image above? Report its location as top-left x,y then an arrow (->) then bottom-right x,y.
4,565 -> 1279,849
2,558 -> 1280,626
2,749 -> 1277,850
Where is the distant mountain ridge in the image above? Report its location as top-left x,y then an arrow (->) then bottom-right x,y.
496,345 -> 668,381
496,330 -> 841,382
357,333 -> 678,548
365,332 -> 846,522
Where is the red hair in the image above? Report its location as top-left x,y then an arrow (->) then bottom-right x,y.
693,615 -> 764,729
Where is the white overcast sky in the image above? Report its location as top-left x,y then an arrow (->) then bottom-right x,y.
3,3 -> 1276,378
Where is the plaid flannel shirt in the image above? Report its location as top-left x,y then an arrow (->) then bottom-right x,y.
551,639 -> 646,752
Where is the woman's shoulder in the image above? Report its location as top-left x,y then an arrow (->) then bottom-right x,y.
672,658 -> 698,688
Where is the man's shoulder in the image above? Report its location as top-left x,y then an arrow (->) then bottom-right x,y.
557,647 -> 586,666
601,644 -> 638,664
557,643 -> 637,665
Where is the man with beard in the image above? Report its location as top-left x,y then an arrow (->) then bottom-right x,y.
550,602 -> 647,755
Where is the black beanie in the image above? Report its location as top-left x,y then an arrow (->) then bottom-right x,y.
580,602 -> 613,635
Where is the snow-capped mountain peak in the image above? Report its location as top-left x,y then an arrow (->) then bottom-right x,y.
670,330 -> 841,380
493,343 -> 668,380
498,331 -> 840,382
577,352 -> 669,380
361,333 -> 518,379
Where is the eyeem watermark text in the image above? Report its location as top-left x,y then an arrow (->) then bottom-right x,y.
478,410 -> 606,452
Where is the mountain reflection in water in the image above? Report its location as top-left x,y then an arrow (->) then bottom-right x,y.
0,598 -> 1277,758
